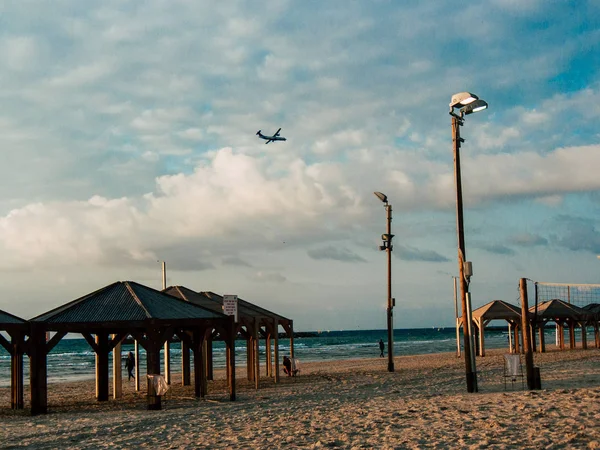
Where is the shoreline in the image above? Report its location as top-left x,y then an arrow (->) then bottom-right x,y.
1,348 -> 600,448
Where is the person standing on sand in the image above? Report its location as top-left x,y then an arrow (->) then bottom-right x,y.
379,339 -> 385,357
283,355 -> 292,376
125,351 -> 135,381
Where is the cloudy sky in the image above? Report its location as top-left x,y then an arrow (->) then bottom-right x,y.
1,1 -> 599,331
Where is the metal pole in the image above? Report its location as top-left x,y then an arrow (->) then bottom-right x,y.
454,277 -> 460,357
452,114 -> 476,392
386,204 -> 395,372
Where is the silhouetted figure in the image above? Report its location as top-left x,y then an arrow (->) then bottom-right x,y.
283,355 -> 292,376
379,339 -> 385,357
125,352 -> 135,381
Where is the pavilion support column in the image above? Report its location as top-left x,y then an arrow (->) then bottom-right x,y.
254,321 -> 260,390
11,335 -> 24,410
274,322 -> 280,383
29,326 -> 48,415
513,324 -> 520,354
558,323 -> 565,350
226,318 -> 236,401
112,335 -> 122,399
538,324 -> 546,353
289,320 -> 295,358
594,323 -> 600,348
246,337 -> 253,381
568,323 -> 576,349
146,341 -> 162,410
508,322 -> 513,353
164,341 -> 171,385
192,329 -> 207,398
478,320 -> 485,357
134,340 -> 140,392
181,340 -> 191,386
95,333 -> 110,402
206,337 -> 214,381
530,323 -> 537,353
581,324 -> 587,350
266,334 -> 272,377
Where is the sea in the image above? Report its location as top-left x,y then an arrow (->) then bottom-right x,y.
0,326 -> 561,387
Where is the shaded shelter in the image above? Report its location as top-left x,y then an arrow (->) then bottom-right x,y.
460,300 -> 523,357
530,299 -> 589,352
582,303 -> 600,348
164,286 -> 293,387
28,281 -> 236,415
0,310 -> 28,409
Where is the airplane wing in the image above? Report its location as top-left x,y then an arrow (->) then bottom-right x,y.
265,140 -> 272,144
274,128 -> 281,137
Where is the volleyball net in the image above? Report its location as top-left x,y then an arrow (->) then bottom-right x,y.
534,282 -> 600,308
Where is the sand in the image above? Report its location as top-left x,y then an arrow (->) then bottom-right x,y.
1,348 -> 600,449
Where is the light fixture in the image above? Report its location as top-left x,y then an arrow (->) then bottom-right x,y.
461,99 -> 488,116
374,191 -> 388,204
449,92 -> 479,110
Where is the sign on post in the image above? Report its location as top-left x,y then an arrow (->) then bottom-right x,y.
223,295 -> 238,322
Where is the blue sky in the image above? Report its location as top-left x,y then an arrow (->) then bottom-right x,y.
1,1 -> 600,330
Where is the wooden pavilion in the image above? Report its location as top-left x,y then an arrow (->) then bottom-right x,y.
582,303 -> 600,347
28,281 -> 236,415
530,299 -> 592,353
0,310 -> 28,409
459,300 -> 524,357
164,286 -> 293,388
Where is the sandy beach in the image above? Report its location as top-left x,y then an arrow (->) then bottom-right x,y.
1,348 -> 600,449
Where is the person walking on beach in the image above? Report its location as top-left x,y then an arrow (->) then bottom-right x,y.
379,339 -> 385,357
125,351 -> 135,381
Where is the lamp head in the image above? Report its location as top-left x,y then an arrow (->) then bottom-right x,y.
449,92 -> 478,110
373,191 -> 388,204
461,99 -> 488,116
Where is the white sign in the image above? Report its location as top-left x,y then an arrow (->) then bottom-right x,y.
223,295 -> 238,322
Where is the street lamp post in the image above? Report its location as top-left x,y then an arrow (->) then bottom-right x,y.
449,92 -> 488,393
374,191 -> 395,372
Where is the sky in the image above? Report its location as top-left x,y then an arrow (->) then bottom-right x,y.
1,1 -> 600,331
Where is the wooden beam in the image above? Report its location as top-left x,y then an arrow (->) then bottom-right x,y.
29,326 -> 47,415
95,333 -> 110,402
45,331 -> 67,353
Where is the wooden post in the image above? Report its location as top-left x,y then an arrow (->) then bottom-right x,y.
568,323 -> 576,349
266,334 -> 272,377
246,337 -> 253,381
254,321 -> 260,389
289,321 -> 295,358
29,326 -> 47,415
227,318 -> 236,401
519,278 -> 536,390
146,341 -> 161,410
581,324 -> 587,350
11,335 -> 24,410
181,340 -> 191,386
134,340 -> 140,392
274,321 -> 280,383
538,324 -> 546,353
206,337 -> 213,381
478,319 -> 485,357
164,340 -> 171,385
96,333 -> 109,401
595,323 -> 600,348
513,324 -> 520,354
559,323 -> 565,350
508,322 -> 513,353
112,335 -> 122,399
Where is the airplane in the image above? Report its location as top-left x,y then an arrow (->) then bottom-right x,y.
256,128 -> 287,144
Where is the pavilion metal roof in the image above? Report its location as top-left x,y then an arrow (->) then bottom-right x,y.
0,309 -> 26,326
530,299 -> 589,321
471,300 -> 522,321
31,281 -> 226,324
164,286 -> 291,323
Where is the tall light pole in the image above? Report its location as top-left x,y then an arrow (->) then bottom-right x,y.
449,92 -> 488,393
374,191 -> 395,372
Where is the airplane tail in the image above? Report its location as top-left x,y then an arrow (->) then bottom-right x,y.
256,130 -> 261,136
